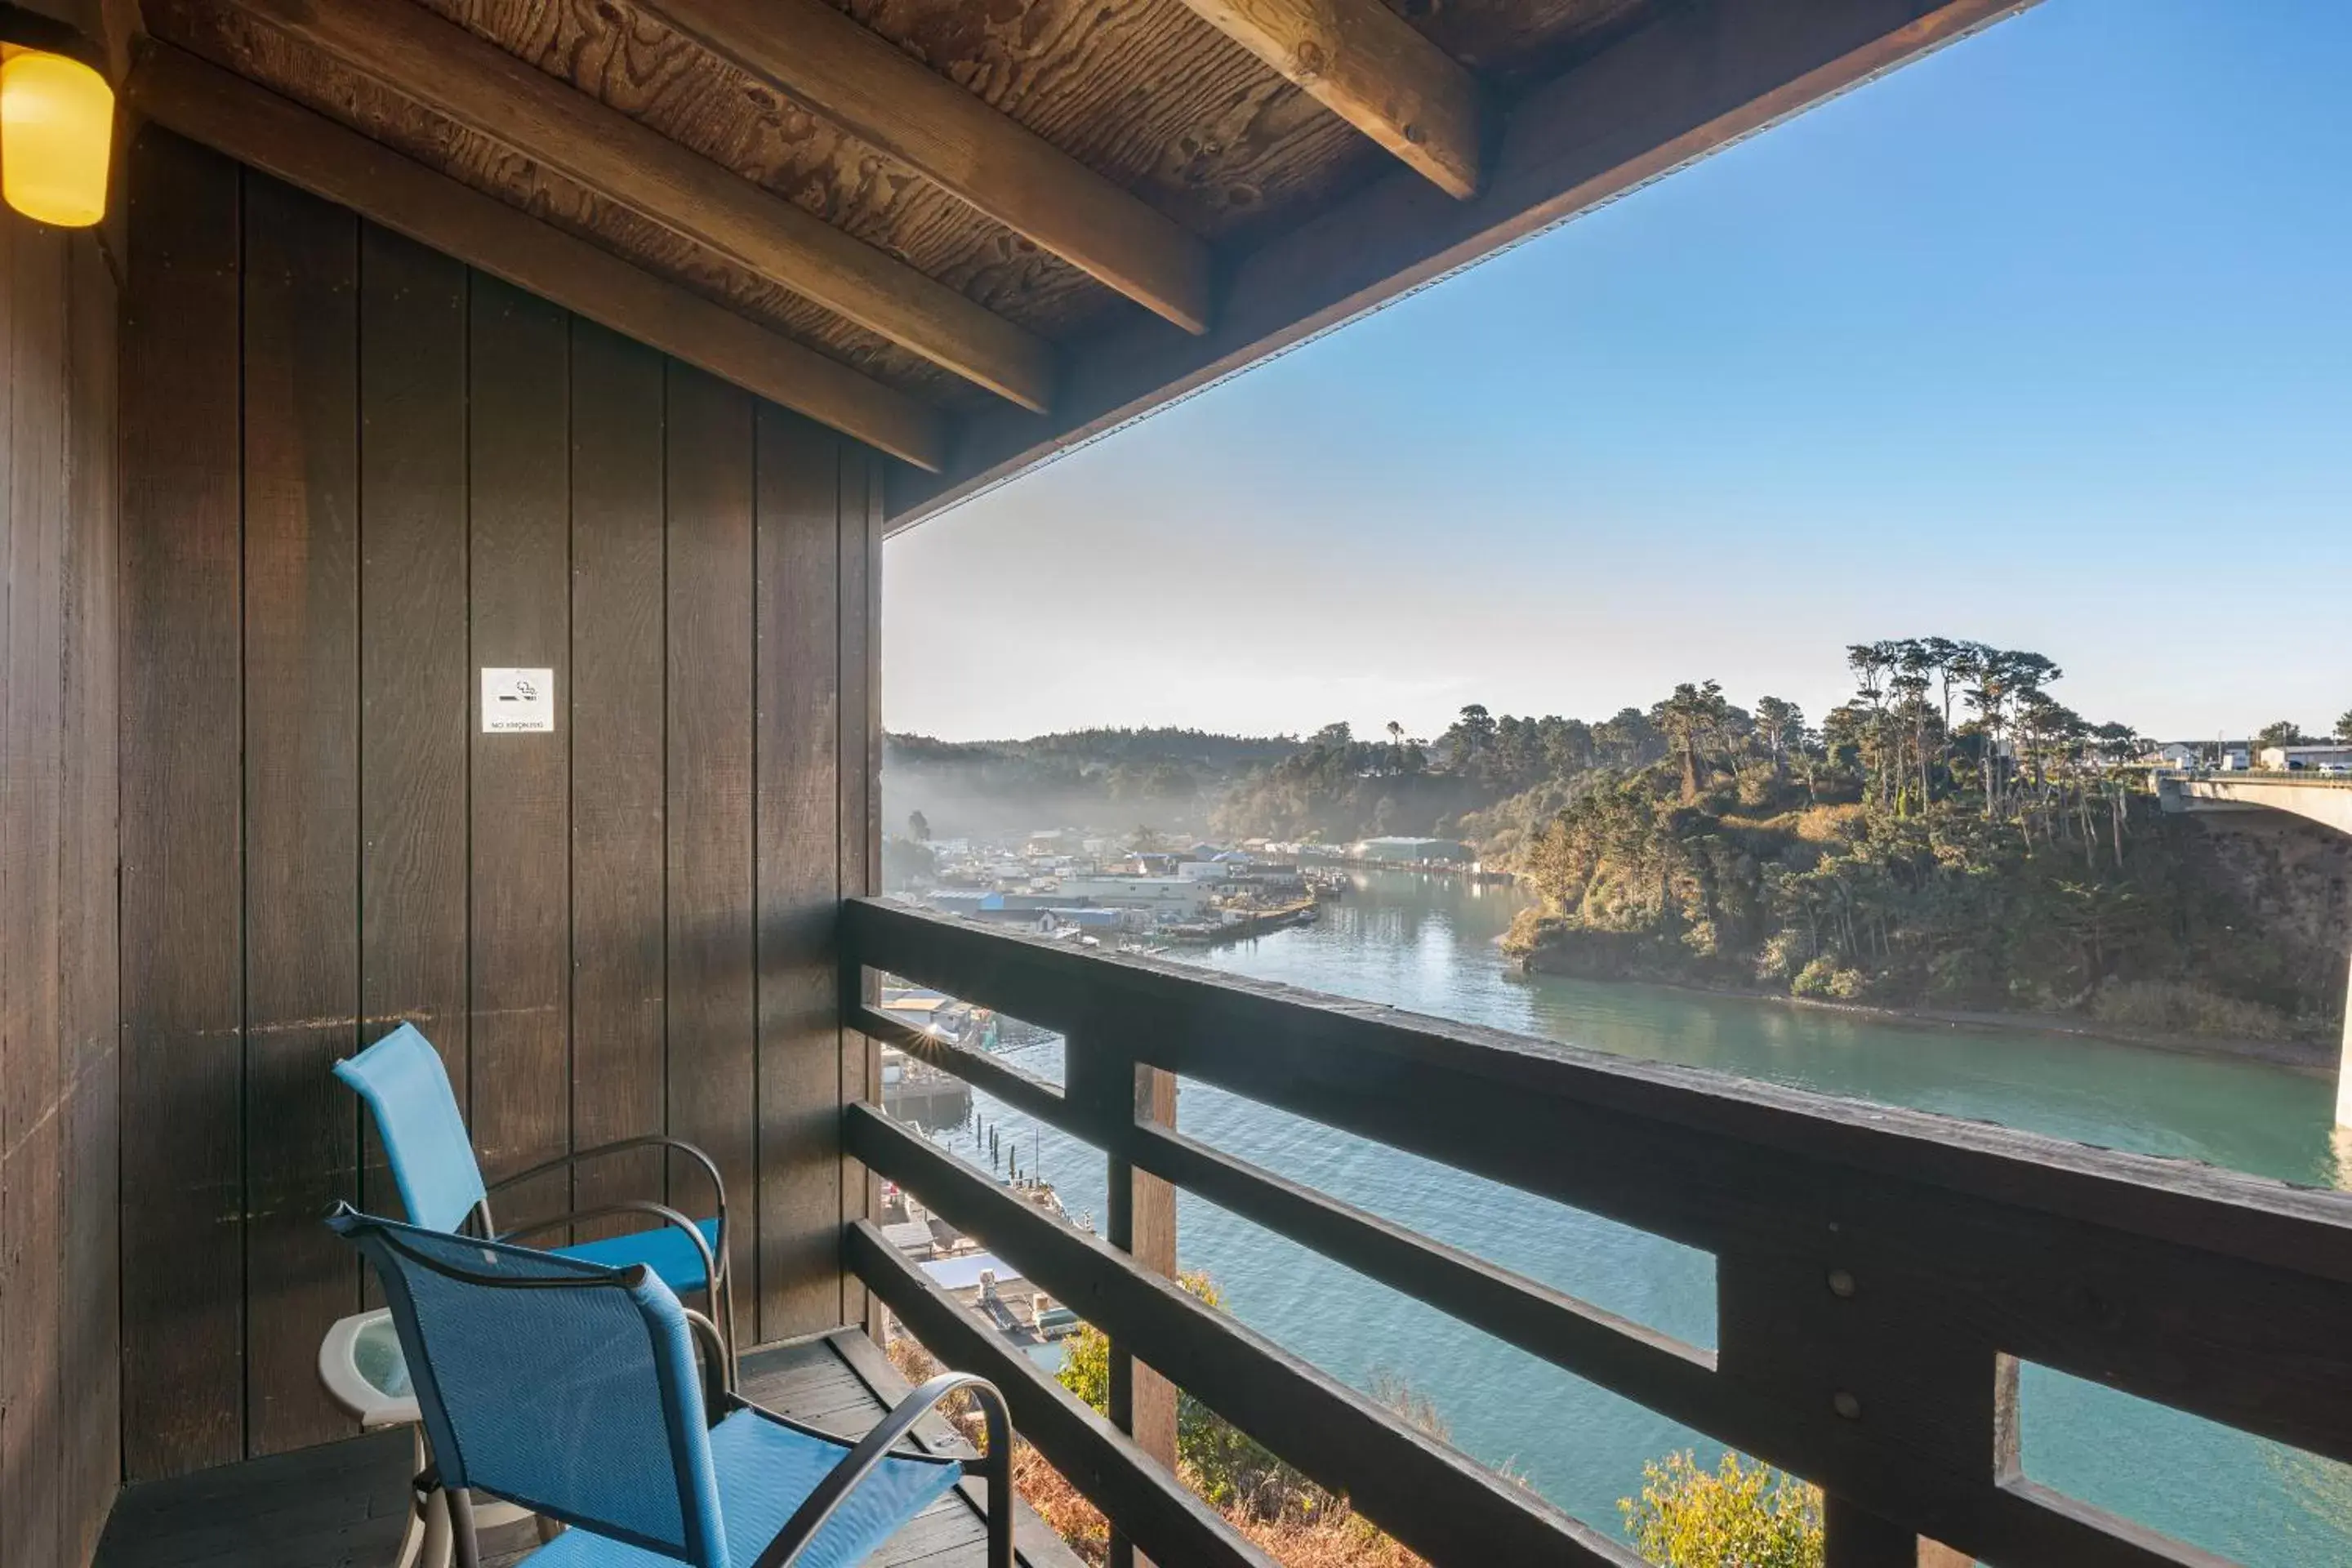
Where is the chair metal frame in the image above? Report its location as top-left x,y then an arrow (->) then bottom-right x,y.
473,1132 -> 741,1377
339,1028 -> 740,1366
352,1213 -> 1015,1568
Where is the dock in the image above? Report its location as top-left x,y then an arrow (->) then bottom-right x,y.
1164,897 -> 1318,947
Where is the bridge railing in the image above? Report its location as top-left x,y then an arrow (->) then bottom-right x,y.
2164,768 -> 2352,786
839,897 -> 2352,1568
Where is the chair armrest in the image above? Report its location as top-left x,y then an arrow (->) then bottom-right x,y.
493,1199 -> 721,1298
682,1307 -> 735,1404
486,1134 -> 728,1216
750,1374 -> 1013,1568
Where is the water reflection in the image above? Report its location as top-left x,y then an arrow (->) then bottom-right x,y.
1202,871 -> 2341,1188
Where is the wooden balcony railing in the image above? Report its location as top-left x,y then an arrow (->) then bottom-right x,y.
837,898 -> 2352,1568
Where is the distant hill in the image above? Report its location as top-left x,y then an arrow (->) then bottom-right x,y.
889,727 -> 1296,770
884,728 -> 1298,840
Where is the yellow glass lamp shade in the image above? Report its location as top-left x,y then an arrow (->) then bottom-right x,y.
1,47 -> 113,228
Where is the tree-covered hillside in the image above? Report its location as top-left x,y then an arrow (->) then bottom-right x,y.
1207,638 -> 2346,1041
1497,641 -> 2340,1040
884,642 -> 2348,1042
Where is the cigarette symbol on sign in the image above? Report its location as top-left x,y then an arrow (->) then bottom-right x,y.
481,669 -> 556,733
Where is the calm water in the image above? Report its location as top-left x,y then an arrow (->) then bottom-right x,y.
920,871 -> 2352,1564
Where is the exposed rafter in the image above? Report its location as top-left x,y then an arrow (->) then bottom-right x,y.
125,40 -> 951,470
643,0 -> 1214,336
889,0 -> 2037,527
1175,0 -> 1481,198
220,0 -> 1057,412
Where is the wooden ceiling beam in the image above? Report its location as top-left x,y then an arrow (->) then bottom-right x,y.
1176,0 -> 1481,198
644,0 -> 1214,336
221,0 -> 1055,412
888,0 -> 2038,528
125,40 -> 951,470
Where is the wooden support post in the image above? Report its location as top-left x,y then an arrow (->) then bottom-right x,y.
840,448 -> 884,1343
1822,1493 -> 1919,1567
1105,1059 -> 1179,1568
2336,942 -> 2352,1130
1824,1492 -> 1972,1565
849,951 -> 887,1344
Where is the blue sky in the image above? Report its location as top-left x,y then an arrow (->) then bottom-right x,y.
884,0 -> 2352,744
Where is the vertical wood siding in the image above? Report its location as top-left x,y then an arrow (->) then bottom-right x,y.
121,128 -> 247,1482
465,277 -> 575,1241
662,365 -> 758,1299
566,323 -> 666,1235
118,127 -> 887,1480
0,143 -> 122,1567
752,411 -> 849,1341
354,225 -> 470,1263
239,173 -> 363,1459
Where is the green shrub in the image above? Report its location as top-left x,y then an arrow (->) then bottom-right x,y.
1619,1450 -> 1822,1568
1791,957 -> 1838,997
1057,1272 -> 1314,1518
2087,979 -> 2301,1042
1753,932 -> 1802,983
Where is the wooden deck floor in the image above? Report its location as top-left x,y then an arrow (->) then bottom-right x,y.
95,1329 -> 1080,1568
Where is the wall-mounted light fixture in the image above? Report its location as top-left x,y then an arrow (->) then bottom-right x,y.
0,4 -> 112,228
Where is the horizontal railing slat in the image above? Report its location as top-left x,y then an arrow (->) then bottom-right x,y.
846,1102 -> 1645,1567
1996,1481 -> 2239,1568
853,1130 -> 2207,1568
1125,1118 -> 1720,1385
846,899 -> 2352,1478
861,1006 -> 1071,1129
844,1219 -> 1274,1568
863,997 -> 1729,1421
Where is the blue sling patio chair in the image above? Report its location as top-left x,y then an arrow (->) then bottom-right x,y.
328,1205 -> 1015,1568
336,1022 -> 739,1365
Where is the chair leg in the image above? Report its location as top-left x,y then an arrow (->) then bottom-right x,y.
723,1264 -> 740,1382
982,1494 -> 1011,1568
419,1490 -> 452,1568
449,1489 -> 484,1568
986,1441 -> 1015,1568
711,1250 -> 740,1392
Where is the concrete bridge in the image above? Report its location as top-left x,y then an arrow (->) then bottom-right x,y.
2158,773 -> 2352,1125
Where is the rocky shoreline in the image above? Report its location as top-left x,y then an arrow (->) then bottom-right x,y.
1515,946 -> 2335,1075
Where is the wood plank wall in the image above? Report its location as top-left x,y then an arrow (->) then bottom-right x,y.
0,180 -> 123,1563
118,127 -> 885,1481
